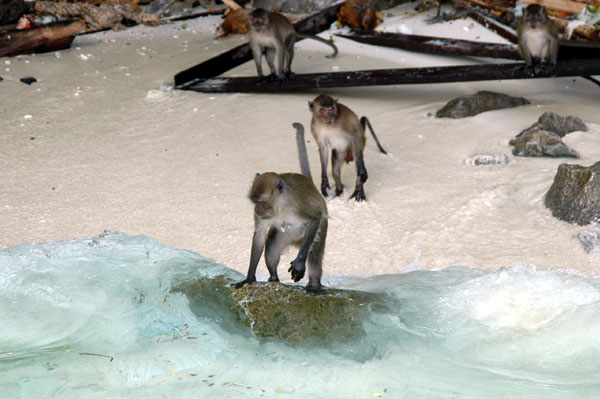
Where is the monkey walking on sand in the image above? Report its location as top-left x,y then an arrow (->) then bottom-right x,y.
308,94 -> 387,202
248,8 -> 338,81
234,123 -> 328,292
517,4 -> 559,75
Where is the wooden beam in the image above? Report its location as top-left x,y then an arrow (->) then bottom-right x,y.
173,0 -> 346,88
336,31 -> 600,60
177,58 -> 600,93
335,31 -> 522,60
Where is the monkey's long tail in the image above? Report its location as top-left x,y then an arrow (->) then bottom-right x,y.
360,116 -> 387,155
296,33 -> 338,58
293,122 -> 314,181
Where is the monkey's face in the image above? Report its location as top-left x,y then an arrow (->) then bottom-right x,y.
249,173 -> 283,219
524,5 -> 545,29
318,105 -> 337,125
250,9 -> 268,32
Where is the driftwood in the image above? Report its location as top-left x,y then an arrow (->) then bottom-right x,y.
33,1 -> 160,31
0,19 -> 86,57
469,11 -> 518,43
177,58 -> 600,93
336,31 -> 600,60
174,0 -> 345,88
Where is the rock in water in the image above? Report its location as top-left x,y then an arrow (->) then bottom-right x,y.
231,283 -> 373,346
544,161 -> 600,226
435,91 -> 529,118
173,279 -> 381,347
509,129 -> 579,158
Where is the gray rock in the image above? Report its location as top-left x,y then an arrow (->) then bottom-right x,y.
515,111 -> 587,139
578,231 -> 600,253
435,90 -> 530,119
536,111 -> 587,137
544,161 -> 600,226
509,129 -> 579,158
173,278 -> 382,347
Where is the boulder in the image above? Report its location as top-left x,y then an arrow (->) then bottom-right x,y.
544,161 -> 600,226
435,91 -> 530,119
173,278 -> 381,346
509,129 -> 579,158
534,111 -> 587,138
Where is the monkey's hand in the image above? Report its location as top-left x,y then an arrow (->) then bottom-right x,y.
288,258 -> 306,282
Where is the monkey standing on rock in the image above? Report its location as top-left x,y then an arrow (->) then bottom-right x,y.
517,4 -> 559,74
248,8 -> 338,81
309,94 -> 387,202
234,123 -> 328,292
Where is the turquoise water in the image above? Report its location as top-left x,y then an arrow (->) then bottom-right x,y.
1,232 -> 599,398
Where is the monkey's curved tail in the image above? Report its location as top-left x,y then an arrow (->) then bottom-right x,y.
293,122 -> 314,181
360,116 -> 387,155
296,33 -> 338,58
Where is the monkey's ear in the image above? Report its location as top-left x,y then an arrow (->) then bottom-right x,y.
275,179 -> 285,192
308,101 -> 314,112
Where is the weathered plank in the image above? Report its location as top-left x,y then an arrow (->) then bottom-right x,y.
174,0 -> 346,88
336,31 -> 600,60
0,20 -> 86,57
177,58 -> 600,93
335,31 -> 521,60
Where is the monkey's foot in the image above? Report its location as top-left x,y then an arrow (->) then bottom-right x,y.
350,189 -> 366,202
288,259 -> 306,282
305,284 -> 325,294
233,278 -> 256,289
285,71 -> 296,80
321,181 -> 330,197
334,186 -> 344,197
268,276 -> 280,282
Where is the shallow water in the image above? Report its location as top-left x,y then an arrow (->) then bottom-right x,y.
2,232 -> 599,398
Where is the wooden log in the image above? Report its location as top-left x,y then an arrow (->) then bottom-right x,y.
177,58 -> 600,93
0,20 -> 86,57
335,32 -> 522,60
335,31 -> 600,60
173,0 -> 346,88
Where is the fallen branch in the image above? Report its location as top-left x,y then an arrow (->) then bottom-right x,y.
177,58 -> 600,93
0,19 -> 86,57
174,0 -> 346,88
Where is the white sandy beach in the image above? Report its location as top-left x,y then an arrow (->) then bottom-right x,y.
1,1 -> 599,282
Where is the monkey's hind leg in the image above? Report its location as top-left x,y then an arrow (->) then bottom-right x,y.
306,218 -> 327,292
283,36 -> 296,80
265,48 -> 278,81
349,148 -> 368,202
331,149 -> 345,197
264,227 -> 289,283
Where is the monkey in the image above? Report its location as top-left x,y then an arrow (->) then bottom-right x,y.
248,8 -> 338,81
308,94 -> 387,202
517,4 -> 559,74
234,124 -> 328,292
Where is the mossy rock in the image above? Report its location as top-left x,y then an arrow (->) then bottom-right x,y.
173,278 -> 383,347
509,129 -> 579,158
436,91 -> 529,119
